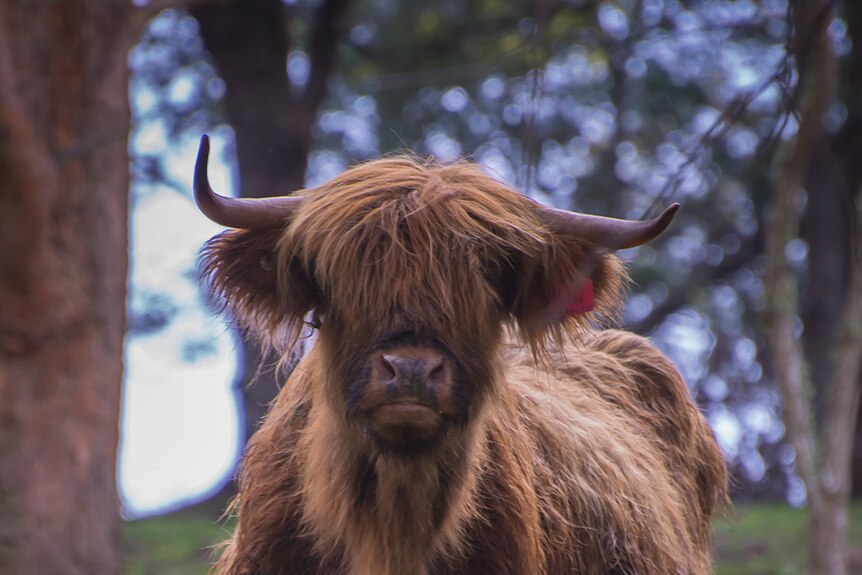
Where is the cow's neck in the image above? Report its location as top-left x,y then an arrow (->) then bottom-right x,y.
300,393 -> 486,575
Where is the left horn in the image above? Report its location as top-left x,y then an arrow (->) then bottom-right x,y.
194,134 -> 303,229
538,203 -> 680,249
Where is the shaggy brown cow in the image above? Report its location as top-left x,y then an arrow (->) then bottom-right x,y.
194,135 -> 727,575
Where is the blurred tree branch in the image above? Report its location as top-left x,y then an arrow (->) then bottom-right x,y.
306,0 -> 351,112
627,234 -> 759,334
128,0 -> 862,512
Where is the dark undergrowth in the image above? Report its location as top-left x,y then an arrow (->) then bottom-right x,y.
123,502 -> 862,574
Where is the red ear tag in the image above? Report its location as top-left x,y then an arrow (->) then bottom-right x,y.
566,279 -> 595,316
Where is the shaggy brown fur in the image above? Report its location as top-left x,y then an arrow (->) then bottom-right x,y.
201,156 -> 727,575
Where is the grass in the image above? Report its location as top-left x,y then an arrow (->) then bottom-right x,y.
713,503 -> 862,575
124,503 -> 862,574
124,510 -> 232,575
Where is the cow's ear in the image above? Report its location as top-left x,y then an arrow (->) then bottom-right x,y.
200,227 -> 318,345
507,234 -> 627,344
507,203 -> 678,345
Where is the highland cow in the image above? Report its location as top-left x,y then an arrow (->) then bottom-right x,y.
194,134 -> 727,575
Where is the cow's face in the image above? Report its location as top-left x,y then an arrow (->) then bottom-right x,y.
273,172 -> 531,454
194,135 -> 677,455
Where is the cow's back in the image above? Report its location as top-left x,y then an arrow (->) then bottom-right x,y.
570,330 -> 727,535
432,330 -> 726,575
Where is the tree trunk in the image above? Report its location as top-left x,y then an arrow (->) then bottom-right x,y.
191,0 -> 310,196
0,2 -> 145,573
853,415 -> 862,498
836,1 -> 862,501
813,203 -> 862,568
765,2 -> 862,574
803,0 -> 862,501
189,0 -> 350,510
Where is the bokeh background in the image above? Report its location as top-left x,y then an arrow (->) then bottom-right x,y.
0,1 -> 860,574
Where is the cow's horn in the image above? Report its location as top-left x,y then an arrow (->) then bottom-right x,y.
194,134 -> 303,229
538,203 -> 679,249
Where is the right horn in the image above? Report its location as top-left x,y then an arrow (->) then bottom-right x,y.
537,203 -> 679,249
194,134 -> 303,229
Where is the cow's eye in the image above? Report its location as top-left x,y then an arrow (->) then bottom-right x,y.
305,310 -> 323,330
486,256 -> 519,313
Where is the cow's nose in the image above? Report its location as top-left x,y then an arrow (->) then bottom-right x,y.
359,347 -> 459,451
380,352 -> 446,387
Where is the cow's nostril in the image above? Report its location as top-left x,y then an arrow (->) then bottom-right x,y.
378,351 -> 446,384
379,354 -> 398,381
429,363 -> 445,383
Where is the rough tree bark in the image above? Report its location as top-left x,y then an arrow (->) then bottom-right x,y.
764,1 -> 862,574
189,0 -> 351,506
0,2 -> 156,573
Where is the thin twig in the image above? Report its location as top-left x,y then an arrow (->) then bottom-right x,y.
645,65 -> 790,218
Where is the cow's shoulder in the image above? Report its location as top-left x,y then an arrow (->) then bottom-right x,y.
560,329 -> 694,419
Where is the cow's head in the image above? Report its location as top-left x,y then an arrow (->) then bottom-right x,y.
196,136 -> 677,455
